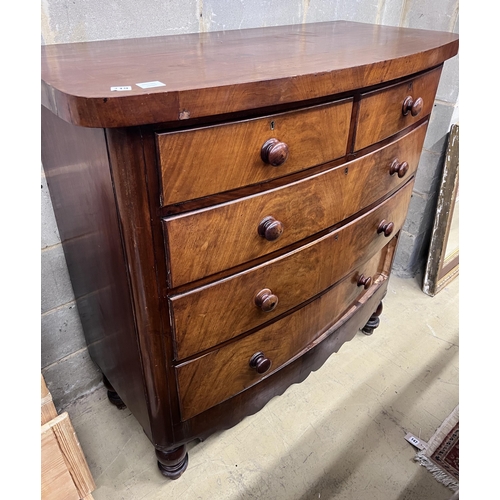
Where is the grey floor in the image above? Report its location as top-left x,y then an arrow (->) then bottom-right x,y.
66,274 -> 459,500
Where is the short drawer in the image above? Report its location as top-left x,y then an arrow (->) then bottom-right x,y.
175,247 -> 391,421
170,178 -> 414,359
156,99 -> 352,205
354,66 -> 441,151
163,122 -> 427,287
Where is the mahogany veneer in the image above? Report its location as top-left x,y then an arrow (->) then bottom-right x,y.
157,99 -> 353,204
41,21 -> 458,479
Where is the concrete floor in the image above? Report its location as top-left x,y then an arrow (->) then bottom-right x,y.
66,274 -> 459,500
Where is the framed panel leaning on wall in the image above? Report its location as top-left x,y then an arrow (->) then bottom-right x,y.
422,123 -> 459,296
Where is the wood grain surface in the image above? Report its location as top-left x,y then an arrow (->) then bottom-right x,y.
176,274 -> 390,443
354,67 -> 442,150
176,249 -> 388,420
41,21 -> 458,127
170,178 -> 414,359
157,99 -> 352,205
41,374 -> 58,425
164,123 -> 427,287
41,413 -> 95,499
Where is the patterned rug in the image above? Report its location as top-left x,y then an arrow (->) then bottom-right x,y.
415,405 -> 459,491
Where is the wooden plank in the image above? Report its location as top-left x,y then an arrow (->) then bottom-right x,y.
41,374 -> 57,425
41,425 -> 80,500
41,413 -> 96,499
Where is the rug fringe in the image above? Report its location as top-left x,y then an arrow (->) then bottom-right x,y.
415,453 -> 459,491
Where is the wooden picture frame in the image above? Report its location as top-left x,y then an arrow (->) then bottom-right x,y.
422,123 -> 459,296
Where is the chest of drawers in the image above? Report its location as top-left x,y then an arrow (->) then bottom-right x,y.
41,21 -> 458,479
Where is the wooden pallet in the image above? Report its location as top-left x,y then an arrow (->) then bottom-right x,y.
41,375 -> 95,499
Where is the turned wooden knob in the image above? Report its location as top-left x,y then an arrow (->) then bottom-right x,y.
255,288 -> 279,312
357,274 -> 372,290
249,352 -> 272,374
402,96 -> 423,117
261,138 -> 289,166
377,220 -> 395,237
258,216 -> 284,241
390,159 -> 409,178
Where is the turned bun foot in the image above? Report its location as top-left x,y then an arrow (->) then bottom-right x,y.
362,301 -> 383,335
156,446 -> 189,479
102,374 -> 126,409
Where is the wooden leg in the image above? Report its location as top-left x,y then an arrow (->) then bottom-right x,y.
156,445 -> 189,479
102,375 -> 126,410
362,301 -> 383,335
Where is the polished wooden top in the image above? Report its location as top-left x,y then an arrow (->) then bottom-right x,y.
41,21 -> 458,128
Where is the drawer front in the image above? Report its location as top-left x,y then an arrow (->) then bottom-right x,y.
176,247 -> 391,421
171,178 -> 414,359
156,99 -> 352,205
354,66 -> 441,151
164,123 -> 427,287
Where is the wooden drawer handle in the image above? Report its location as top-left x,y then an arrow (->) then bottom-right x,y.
357,274 -> 372,290
377,220 -> 394,237
255,288 -> 279,312
261,138 -> 289,166
402,96 -> 423,117
249,352 -> 272,374
258,216 -> 284,241
390,159 -> 409,178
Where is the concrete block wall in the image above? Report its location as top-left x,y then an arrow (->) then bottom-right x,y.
41,167 -> 101,409
393,16 -> 459,277
41,0 -> 459,410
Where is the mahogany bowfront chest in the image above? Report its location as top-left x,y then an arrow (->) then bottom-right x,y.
41,21 -> 458,478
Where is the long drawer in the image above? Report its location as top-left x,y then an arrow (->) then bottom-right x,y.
157,99 -> 353,205
163,123 -> 427,287
175,246 -> 392,421
170,178 -> 414,359
354,66 -> 441,151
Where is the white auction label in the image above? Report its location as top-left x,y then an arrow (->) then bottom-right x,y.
110,86 -> 132,91
404,433 -> 427,451
136,81 -> 166,89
